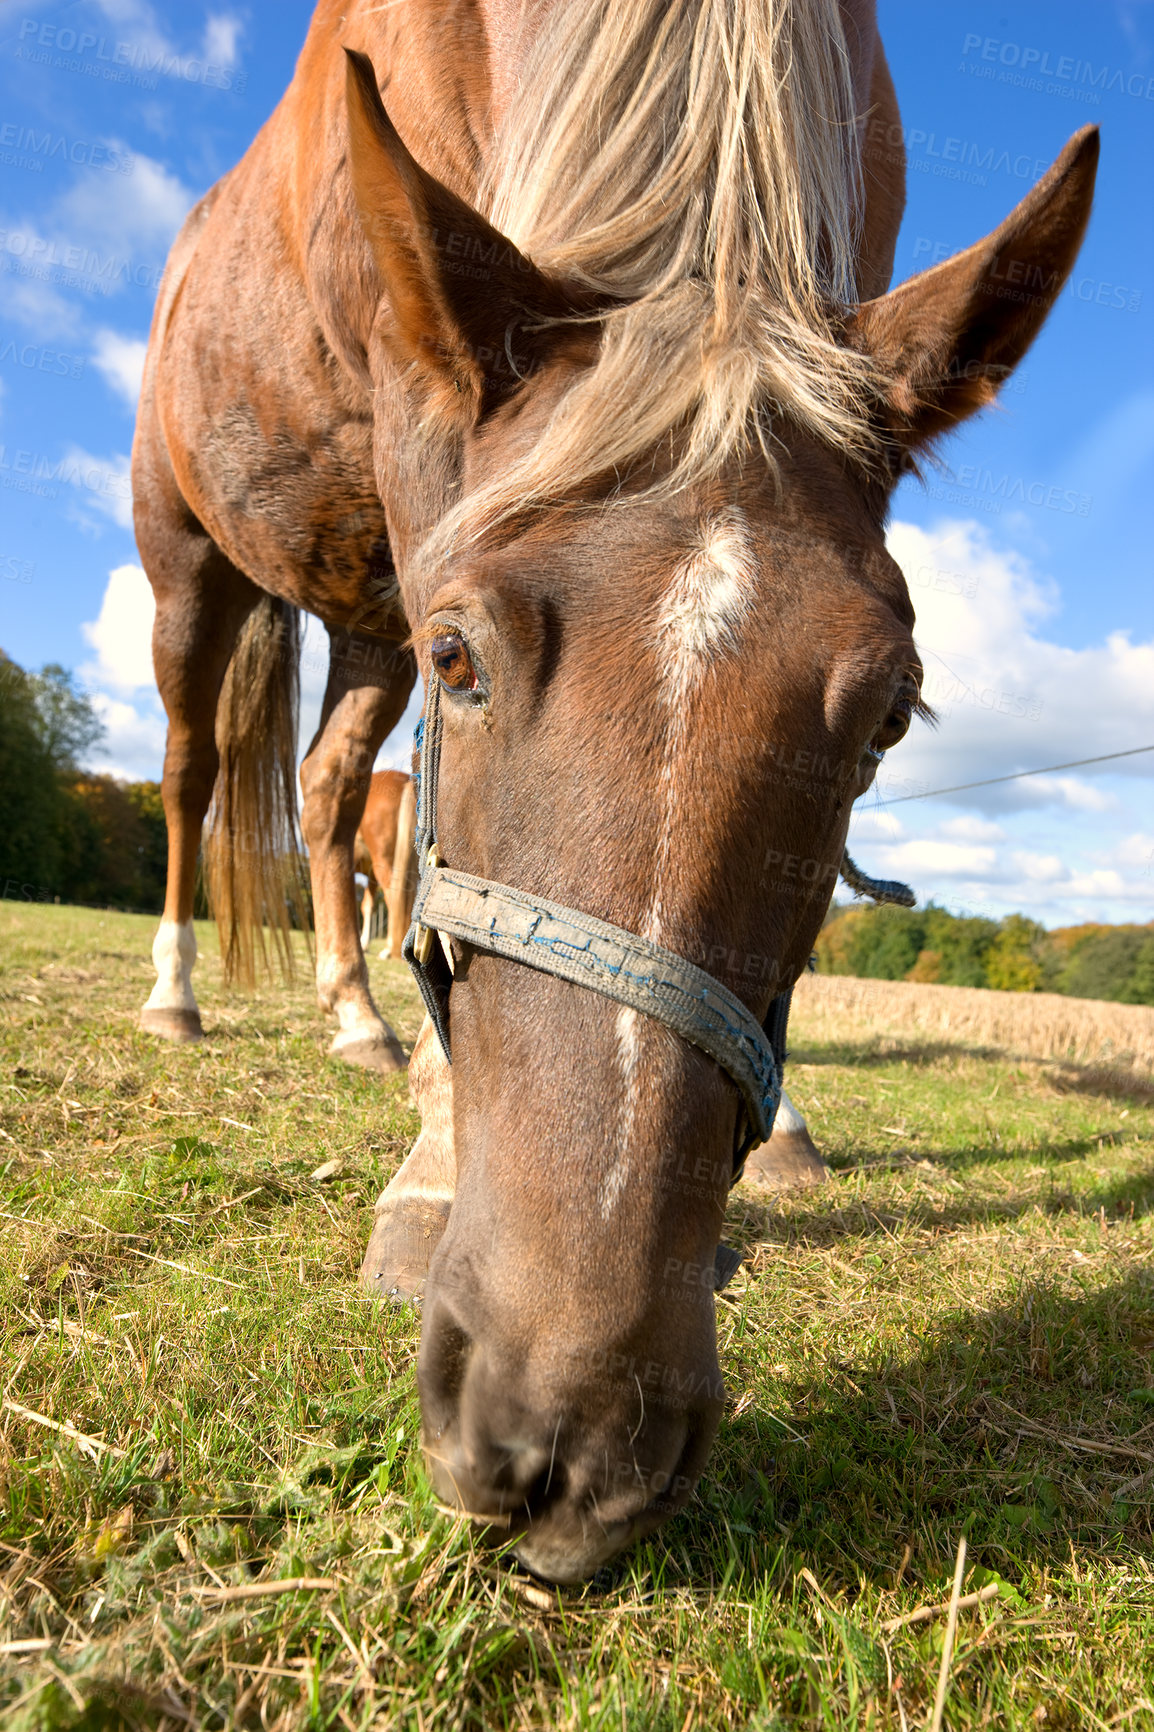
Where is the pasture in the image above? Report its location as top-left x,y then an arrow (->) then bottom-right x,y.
2,902 -> 1154,1730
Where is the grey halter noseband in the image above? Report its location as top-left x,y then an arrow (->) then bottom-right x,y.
402,681 -> 791,1176
401,681 -> 916,1182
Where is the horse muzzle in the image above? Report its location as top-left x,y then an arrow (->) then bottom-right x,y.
418,1290 -> 724,1582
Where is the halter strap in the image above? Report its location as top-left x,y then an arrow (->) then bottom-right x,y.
402,681 -> 788,1175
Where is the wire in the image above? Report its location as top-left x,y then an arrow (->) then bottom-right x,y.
884,744 -> 1154,805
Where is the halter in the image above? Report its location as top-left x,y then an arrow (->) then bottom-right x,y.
401,680 -> 916,1185
402,680 -> 791,1179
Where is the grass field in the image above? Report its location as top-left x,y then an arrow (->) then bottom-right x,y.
2,902 -> 1154,1731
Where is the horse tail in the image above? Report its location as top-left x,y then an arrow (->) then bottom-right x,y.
202,593 -> 310,986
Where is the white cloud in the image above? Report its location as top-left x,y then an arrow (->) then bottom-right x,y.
90,691 -> 167,782
54,154 -> 193,256
1010,851 -> 1066,884
61,446 -> 134,530
81,564 -> 156,692
93,330 -> 148,409
0,275 -> 83,340
204,13 -> 243,66
1113,834 -> 1154,871
297,612 -> 331,763
843,517 -> 1154,925
78,565 -> 163,779
93,0 -> 163,28
88,1 -> 244,76
939,815 -> 1005,842
880,518 -> 1154,813
0,152 -> 193,348
847,806 -> 905,843
872,839 -> 1000,879
1044,776 -> 1117,813
375,682 -> 424,773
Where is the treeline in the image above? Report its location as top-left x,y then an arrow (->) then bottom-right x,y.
0,651 -> 167,912
816,903 -> 1154,1006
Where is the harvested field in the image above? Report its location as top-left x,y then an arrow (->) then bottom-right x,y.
794,971 -> 1154,1075
3,903 -> 1154,1729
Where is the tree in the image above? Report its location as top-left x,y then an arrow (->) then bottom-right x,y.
0,654 -> 63,892
0,652 -> 107,899
985,913 -> 1046,992
813,906 -> 868,974
921,906 -> 998,987
1119,934 -> 1154,1006
1057,927 -> 1150,1004
814,900 -> 1153,1003
54,776 -> 166,911
28,664 -> 106,769
847,906 -> 927,979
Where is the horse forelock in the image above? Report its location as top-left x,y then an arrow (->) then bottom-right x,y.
422,0 -> 883,561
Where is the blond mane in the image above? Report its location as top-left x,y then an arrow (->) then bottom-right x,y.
430,0 -> 881,557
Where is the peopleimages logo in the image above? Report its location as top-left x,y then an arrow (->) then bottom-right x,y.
0,339 -> 85,380
0,445 -> 129,505
925,467 -> 1092,520
864,116 -> 1056,189
0,228 -> 164,294
961,33 -> 1154,102
13,20 -> 246,94
0,122 -> 133,174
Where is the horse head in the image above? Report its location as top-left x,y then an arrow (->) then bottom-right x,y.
345,48 -> 1097,1579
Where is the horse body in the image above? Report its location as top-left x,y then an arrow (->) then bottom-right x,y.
137,0 -> 1097,1579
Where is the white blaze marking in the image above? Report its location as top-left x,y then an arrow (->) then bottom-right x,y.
601,511 -> 755,1217
144,919 -> 198,1012
645,508 -> 755,944
600,1004 -> 643,1220
656,508 -> 756,709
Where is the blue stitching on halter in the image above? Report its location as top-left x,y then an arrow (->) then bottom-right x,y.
429,883 -> 781,1133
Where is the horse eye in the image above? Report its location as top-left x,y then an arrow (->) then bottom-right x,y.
873,696 -> 913,753
430,633 -> 476,692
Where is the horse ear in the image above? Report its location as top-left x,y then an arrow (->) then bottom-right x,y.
849,126 -> 1099,452
345,50 -> 590,410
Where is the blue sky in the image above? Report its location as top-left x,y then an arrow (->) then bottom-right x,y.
0,0 -> 1151,927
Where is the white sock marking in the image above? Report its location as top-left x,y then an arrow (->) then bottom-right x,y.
774,1088 -> 808,1136
144,919 -> 198,1013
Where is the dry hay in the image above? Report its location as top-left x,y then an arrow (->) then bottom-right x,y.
793,973 -> 1154,1075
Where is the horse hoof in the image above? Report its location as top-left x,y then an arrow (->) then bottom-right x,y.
740,1127 -> 830,1192
358,1196 -> 451,1302
140,1007 -> 204,1043
330,1031 -> 407,1073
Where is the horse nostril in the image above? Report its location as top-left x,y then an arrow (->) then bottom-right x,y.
424,1316 -> 471,1412
518,1444 -> 565,1511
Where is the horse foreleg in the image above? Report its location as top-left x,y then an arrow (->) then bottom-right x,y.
739,1088 -> 830,1192
384,776 -> 417,961
360,877 -> 378,950
136,450 -> 262,1041
300,634 -> 415,1072
359,1014 -> 454,1300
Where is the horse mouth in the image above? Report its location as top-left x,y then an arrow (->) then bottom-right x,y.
423,1416 -> 706,1584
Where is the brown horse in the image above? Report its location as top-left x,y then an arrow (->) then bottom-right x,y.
354,770 -> 418,958
135,0 -> 1097,1579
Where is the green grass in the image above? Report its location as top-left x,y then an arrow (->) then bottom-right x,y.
2,901 -> 1154,1730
